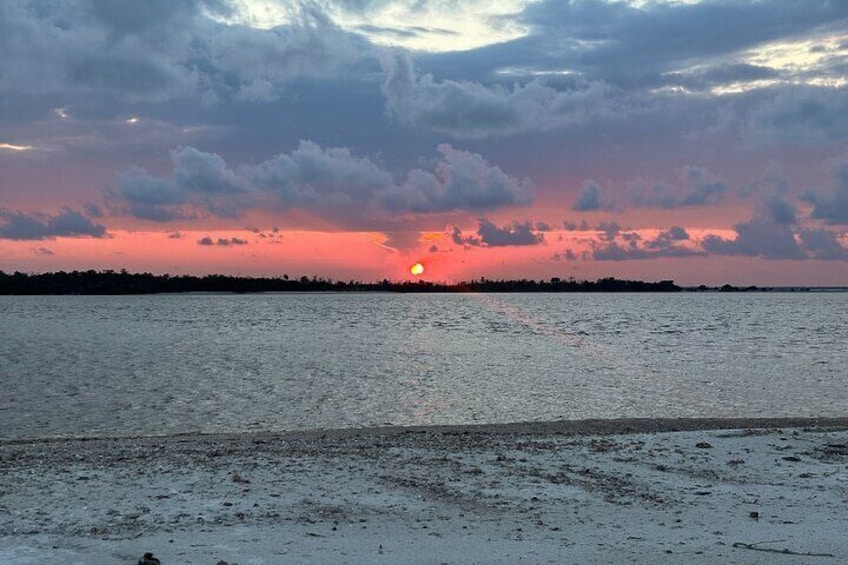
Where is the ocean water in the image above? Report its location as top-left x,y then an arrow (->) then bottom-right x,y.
1,292 -> 845,439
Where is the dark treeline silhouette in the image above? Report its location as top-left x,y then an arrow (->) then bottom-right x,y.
0,270 -> 684,295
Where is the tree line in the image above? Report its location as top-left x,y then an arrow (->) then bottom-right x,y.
0,270 -> 684,294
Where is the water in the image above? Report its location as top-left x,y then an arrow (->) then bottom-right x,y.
1,293 -> 845,439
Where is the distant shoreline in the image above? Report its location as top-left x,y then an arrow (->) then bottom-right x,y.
2,269 -> 846,294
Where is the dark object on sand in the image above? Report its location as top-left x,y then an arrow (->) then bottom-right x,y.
138,553 -> 161,565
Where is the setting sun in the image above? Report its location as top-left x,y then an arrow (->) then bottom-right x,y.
410,262 -> 425,276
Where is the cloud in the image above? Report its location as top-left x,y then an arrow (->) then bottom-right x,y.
476,219 -> 542,247
747,86 -> 848,146
591,225 -> 699,261
762,194 -> 797,225
382,144 -> 533,213
592,241 -> 701,262
450,219 -> 543,247
624,166 -> 729,209
380,49 -> 618,137
804,153 -> 848,224
518,0 -> 848,87
197,236 -> 248,246
702,216 -> 804,259
799,229 -> 848,260
596,221 -> 622,241
572,180 -> 603,211
0,1 -> 371,106
0,208 -> 107,240
116,142 -> 532,222
646,226 -> 690,248
381,231 -> 421,251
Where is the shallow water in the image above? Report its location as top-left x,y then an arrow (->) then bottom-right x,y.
1,292 -> 845,439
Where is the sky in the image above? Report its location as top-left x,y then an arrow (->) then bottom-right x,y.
1,0 -> 848,286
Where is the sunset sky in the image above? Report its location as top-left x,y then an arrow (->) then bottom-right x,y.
2,0 -> 848,285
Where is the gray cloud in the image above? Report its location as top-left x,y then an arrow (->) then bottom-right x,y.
450,219 -> 543,247
382,144 -> 533,213
476,219 -> 542,247
763,194 -> 797,225
592,237 -> 700,261
572,180 -> 603,211
804,154 -> 848,224
519,0 -> 848,86
0,0 -> 372,118
646,226 -> 691,250
0,208 -> 107,240
117,142 -> 531,222
589,224 -> 697,261
596,221 -> 622,241
623,166 -> 728,209
702,216 -> 804,259
197,235 -> 248,246
747,86 -> 848,146
380,50 -> 619,138
799,229 -> 848,260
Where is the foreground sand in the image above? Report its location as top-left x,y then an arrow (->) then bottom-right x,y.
2,418 -> 848,564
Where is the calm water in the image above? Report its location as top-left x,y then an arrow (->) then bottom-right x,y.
1,293 -> 845,439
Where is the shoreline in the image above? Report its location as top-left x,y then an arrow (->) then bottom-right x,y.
3,417 -> 848,564
4,415 -> 848,446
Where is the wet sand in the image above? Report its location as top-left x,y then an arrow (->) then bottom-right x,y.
2,417 -> 848,564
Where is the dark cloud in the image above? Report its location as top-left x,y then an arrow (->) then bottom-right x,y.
799,229 -> 848,260
747,86 -> 848,145
763,194 -> 797,225
646,226 -> 691,250
519,0 -> 848,85
804,154 -> 848,224
476,219 -> 543,247
449,225 -> 475,246
563,220 -> 589,231
596,221 -> 622,241
702,217 -> 804,259
0,0 -> 373,122
590,224 -> 698,261
592,239 -> 700,261
572,180 -> 603,211
0,208 -> 107,240
117,142 -> 531,222
450,219 -> 543,247
197,235 -> 247,246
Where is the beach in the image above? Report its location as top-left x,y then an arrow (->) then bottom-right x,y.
2,418 -> 847,564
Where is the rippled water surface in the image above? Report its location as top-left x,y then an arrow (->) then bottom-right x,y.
1,293 -> 846,439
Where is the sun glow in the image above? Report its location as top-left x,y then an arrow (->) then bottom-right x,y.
410,262 -> 425,276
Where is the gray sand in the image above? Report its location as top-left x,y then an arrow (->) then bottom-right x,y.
2,417 -> 848,564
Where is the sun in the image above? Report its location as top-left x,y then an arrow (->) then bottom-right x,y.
410,262 -> 425,276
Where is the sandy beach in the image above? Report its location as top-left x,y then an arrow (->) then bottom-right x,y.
2,417 -> 847,564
